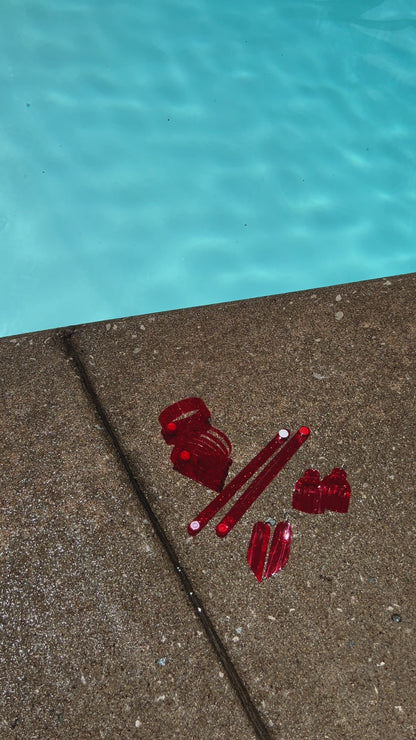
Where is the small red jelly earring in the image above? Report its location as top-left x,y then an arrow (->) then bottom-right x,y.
319,468 -> 351,513
292,468 -> 323,514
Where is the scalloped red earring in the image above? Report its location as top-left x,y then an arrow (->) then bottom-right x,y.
159,398 -> 232,492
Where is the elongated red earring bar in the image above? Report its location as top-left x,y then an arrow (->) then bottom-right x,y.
216,427 -> 310,538
188,427 -> 290,536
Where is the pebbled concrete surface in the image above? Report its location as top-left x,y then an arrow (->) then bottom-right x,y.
0,333 -> 255,740
1,273 -> 415,739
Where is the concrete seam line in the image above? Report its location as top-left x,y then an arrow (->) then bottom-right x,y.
61,329 -> 273,740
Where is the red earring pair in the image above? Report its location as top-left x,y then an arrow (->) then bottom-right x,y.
247,520 -> 292,583
292,468 -> 351,514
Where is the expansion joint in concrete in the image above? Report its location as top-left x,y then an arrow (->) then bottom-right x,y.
60,328 -> 272,740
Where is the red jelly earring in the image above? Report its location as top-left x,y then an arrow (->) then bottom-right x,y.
247,520 -> 292,582
247,521 -> 270,583
292,468 -> 351,514
159,398 -> 232,492
291,468 -> 323,514
188,427 -> 290,536
319,468 -> 351,513
263,520 -> 292,579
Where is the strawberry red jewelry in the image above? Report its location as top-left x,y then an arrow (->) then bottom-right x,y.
292,467 -> 351,514
188,428 -> 290,536
247,520 -> 292,582
159,398 -> 232,492
216,427 -> 310,538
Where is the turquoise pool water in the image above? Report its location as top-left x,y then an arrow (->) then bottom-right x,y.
1,1 -> 415,338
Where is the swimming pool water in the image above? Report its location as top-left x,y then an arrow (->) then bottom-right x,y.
1,0 -> 415,337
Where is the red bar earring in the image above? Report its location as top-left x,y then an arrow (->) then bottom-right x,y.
188,428 -> 290,536
216,427 -> 310,538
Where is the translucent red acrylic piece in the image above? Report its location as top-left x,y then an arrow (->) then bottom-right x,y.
159,397 -> 210,443
247,522 -> 270,582
319,468 -> 351,513
169,426 -> 232,492
216,427 -> 310,538
291,468 -> 323,514
263,521 -> 292,578
187,428 -> 290,536
159,398 -> 232,492
292,467 -> 351,514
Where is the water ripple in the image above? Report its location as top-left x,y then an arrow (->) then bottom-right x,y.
1,0 -> 415,335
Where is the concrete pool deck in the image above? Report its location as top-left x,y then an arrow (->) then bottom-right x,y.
1,273 -> 415,739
